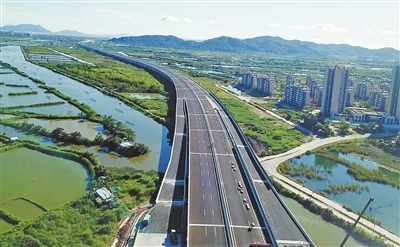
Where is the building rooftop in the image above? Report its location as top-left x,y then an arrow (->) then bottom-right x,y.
95,187 -> 113,201
119,141 -> 133,148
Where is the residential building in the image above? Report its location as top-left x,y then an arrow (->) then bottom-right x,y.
355,81 -> 372,100
321,66 -> 349,116
284,83 -> 310,109
256,74 -> 276,95
287,74 -> 300,85
306,75 -> 322,97
369,90 -> 388,111
345,86 -> 355,106
241,72 -> 257,89
385,64 -> 400,121
312,84 -> 324,106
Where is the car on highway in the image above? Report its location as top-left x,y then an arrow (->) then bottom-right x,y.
245,203 -> 250,210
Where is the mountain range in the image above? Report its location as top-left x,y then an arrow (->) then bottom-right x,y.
0,24 -> 111,38
1,24 -> 398,59
110,35 -> 399,59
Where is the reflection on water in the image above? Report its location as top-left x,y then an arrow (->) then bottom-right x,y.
282,195 -> 366,246
289,153 -> 400,235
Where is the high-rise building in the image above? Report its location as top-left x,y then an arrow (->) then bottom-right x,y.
345,86 -> 355,107
284,77 -> 310,109
242,72 -> 257,89
306,75 -> 322,97
312,84 -> 324,106
355,81 -> 372,100
369,90 -> 388,111
256,74 -> 276,95
385,65 -> 400,120
321,66 -> 349,116
287,74 -> 300,85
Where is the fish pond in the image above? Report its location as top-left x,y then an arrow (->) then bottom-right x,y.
1,46 -> 172,172
0,148 -> 90,232
288,152 -> 400,235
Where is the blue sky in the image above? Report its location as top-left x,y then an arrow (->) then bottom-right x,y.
1,0 -> 399,49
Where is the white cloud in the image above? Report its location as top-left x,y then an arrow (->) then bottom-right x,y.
198,20 -> 215,24
268,22 -> 284,28
183,17 -> 193,23
380,30 -> 398,35
159,15 -> 181,23
119,15 -> 133,20
311,24 -> 348,32
287,25 -> 308,30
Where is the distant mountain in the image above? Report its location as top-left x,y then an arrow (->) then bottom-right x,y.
110,35 -> 399,59
1,24 -> 52,33
54,29 -> 86,36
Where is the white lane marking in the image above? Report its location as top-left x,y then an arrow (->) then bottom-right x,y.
207,170 -> 210,176
203,209 -> 206,216
202,194 -> 205,200
201,181 -> 203,187
200,171 -> 203,176
210,194 -> 213,200
205,227 -> 207,236
214,227 -> 217,236
212,209 -> 215,217
208,181 -> 211,187
200,162 -> 202,166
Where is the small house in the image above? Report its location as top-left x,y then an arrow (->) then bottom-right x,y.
119,141 -> 133,149
95,187 -> 114,204
9,137 -> 18,143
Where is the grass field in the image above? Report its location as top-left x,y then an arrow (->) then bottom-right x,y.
190,76 -> 306,155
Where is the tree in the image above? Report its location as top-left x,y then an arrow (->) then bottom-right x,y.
338,117 -> 351,135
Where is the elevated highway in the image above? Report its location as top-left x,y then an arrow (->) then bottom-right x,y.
80,44 -> 314,247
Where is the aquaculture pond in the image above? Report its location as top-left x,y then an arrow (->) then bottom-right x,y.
281,195 -> 366,246
288,152 -> 400,235
0,148 -> 90,230
21,118 -> 104,140
0,124 -> 51,145
0,72 -> 69,108
1,46 -> 172,172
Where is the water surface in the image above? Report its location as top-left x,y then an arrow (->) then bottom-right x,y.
289,153 -> 400,235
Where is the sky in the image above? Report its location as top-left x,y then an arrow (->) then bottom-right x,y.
1,0 -> 399,50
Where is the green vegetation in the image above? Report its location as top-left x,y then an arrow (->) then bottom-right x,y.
272,179 -> 392,247
4,84 -> 30,88
0,209 -> 21,226
338,117 -> 351,135
0,61 -> 28,77
2,101 -> 66,110
23,47 -> 168,118
23,46 -> 170,122
0,145 -> 158,246
315,151 -> 398,187
189,76 -> 305,155
316,139 -> 400,173
0,195 -> 128,246
12,198 -> 49,212
278,161 -> 324,180
107,167 -> 159,208
22,46 -> 56,55
323,184 -> 370,195
8,91 -> 38,96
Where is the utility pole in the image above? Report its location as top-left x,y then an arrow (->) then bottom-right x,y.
340,198 -> 374,247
